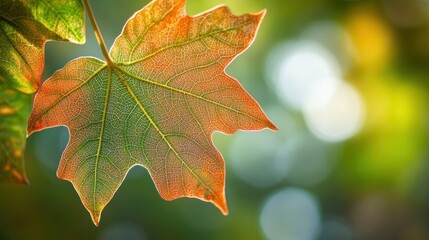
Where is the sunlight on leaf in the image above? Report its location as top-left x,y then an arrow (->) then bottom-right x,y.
0,0 -> 84,183
28,0 -> 276,225
0,0 -> 85,94
0,87 -> 31,184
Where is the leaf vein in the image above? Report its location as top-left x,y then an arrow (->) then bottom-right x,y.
121,20 -> 255,66
92,67 -> 112,210
118,67 -> 267,126
113,67 -> 216,198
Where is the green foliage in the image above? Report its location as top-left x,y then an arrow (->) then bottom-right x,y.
0,87 -> 31,184
0,0 -> 84,183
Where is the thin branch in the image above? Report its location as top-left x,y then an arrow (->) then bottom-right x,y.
82,0 -> 114,67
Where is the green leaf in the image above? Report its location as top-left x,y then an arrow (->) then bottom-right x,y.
29,0 -> 85,44
0,86 -> 31,184
0,0 -> 85,183
0,0 -> 85,94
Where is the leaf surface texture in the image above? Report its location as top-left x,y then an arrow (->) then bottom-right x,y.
0,0 -> 84,183
28,0 -> 276,225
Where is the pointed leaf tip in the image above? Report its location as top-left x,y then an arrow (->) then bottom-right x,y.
213,193 -> 229,216
268,120 -> 279,131
91,214 -> 100,227
28,0 -> 273,224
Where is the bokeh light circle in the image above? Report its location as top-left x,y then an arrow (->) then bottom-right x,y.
267,40 -> 341,110
260,188 -> 320,240
229,131 -> 284,187
303,82 -> 365,142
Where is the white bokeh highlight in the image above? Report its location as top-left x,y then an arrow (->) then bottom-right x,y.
303,82 -> 365,142
267,40 -> 341,110
266,30 -> 366,142
260,188 -> 320,240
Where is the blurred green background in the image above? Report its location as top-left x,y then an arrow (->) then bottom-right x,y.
1,0 -> 429,239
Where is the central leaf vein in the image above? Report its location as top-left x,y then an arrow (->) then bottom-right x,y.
93,67 -> 112,210
112,67 -> 215,198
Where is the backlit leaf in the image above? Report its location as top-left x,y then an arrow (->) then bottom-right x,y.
0,0 -> 85,93
0,87 -> 31,184
28,0 -> 276,225
0,0 -> 85,183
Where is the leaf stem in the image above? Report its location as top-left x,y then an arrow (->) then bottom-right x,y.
82,0 -> 114,67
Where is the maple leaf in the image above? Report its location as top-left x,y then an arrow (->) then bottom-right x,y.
28,0 -> 276,225
0,0 -> 85,183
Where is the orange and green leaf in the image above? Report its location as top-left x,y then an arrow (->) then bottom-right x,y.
0,0 -> 85,183
28,0 -> 276,225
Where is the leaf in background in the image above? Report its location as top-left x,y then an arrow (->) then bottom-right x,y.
28,0 -> 276,225
0,0 -> 85,183
0,87 -> 31,184
0,0 -> 85,93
